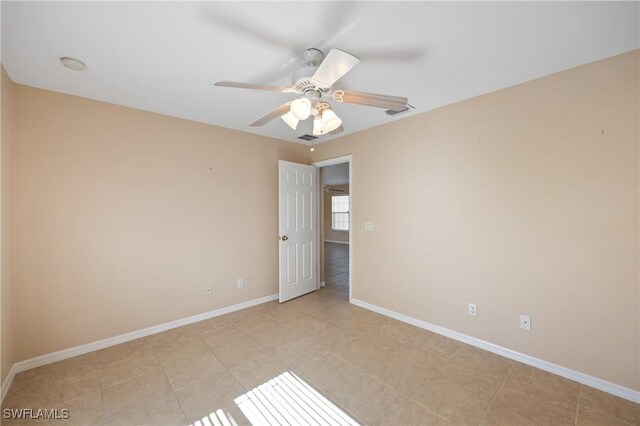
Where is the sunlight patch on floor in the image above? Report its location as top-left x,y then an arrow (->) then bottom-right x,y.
192,408 -> 238,426
234,371 -> 358,425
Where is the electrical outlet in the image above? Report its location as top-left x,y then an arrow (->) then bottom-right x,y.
237,278 -> 244,288
520,315 -> 531,331
468,303 -> 477,316
205,284 -> 212,295
364,222 -> 373,231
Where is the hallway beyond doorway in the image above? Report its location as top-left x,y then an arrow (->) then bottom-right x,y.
323,242 -> 349,301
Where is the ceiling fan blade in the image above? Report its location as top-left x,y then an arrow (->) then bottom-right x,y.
204,12 -> 295,53
314,2 -> 361,50
311,49 -> 360,89
215,81 -> 294,93
352,47 -> 425,62
327,125 -> 344,136
250,103 -> 291,127
248,56 -> 301,86
339,90 -> 408,111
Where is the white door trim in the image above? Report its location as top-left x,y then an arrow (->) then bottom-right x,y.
312,155 -> 353,302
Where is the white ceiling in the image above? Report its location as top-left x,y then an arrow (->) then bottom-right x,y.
324,163 -> 349,186
2,2 -> 638,145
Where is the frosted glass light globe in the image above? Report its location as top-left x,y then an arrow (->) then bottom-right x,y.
321,109 -> 342,133
281,111 -> 299,130
290,98 -> 312,120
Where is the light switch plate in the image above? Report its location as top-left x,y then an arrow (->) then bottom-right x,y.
364,222 -> 373,231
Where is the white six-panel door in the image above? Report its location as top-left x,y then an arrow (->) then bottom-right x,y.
279,161 -> 318,302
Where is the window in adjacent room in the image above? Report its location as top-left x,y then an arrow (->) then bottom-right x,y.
331,195 -> 350,231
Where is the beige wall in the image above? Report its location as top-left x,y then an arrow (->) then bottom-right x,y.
324,184 -> 350,243
1,66 -> 17,383
311,50 -> 640,391
10,83 -> 311,362
3,50 -> 638,392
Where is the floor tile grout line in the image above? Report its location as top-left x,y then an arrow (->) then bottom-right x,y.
99,348 -> 183,423
100,385 -> 105,426
574,385 -> 581,426
332,318 -> 515,423
322,339 -> 452,424
209,338 -> 252,395
298,311 -> 447,426
405,392 -> 450,424
5,359 -> 102,402
500,364 -> 599,412
160,367 -> 190,425
171,333 -> 254,423
476,359 -> 515,425
401,366 -> 467,424
97,350 -> 163,394
291,365 -> 367,425
576,387 -> 636,426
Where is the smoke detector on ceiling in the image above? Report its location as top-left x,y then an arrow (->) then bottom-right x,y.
60,57 -> 86,71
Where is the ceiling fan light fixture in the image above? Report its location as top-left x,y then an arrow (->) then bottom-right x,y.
321,109 -> 342,133
290,97 -> 311,120
215,49 -> 409,135
281,111 -> 299,130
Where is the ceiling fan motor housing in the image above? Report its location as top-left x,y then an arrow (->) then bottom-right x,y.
302,48 -> 323,66
291,66 -> 319,92
292,48 -> 325,92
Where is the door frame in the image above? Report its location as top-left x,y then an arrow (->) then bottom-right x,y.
312,155 -> 353,302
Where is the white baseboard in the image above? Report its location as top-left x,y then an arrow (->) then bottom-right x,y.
320,281 -> 326,288
1,364 -> 18,402
0,293 -> 278,403
351,298 -> 640,404
324,240 -> 349,245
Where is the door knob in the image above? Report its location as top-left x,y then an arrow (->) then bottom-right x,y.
281,235 -> 288,241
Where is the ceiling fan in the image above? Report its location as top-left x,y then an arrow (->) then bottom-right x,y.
214,48 -> 409,137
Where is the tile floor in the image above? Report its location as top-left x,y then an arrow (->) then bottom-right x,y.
2,244 -> 638,425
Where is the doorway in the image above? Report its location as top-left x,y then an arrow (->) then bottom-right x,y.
313,156 -> 352,302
